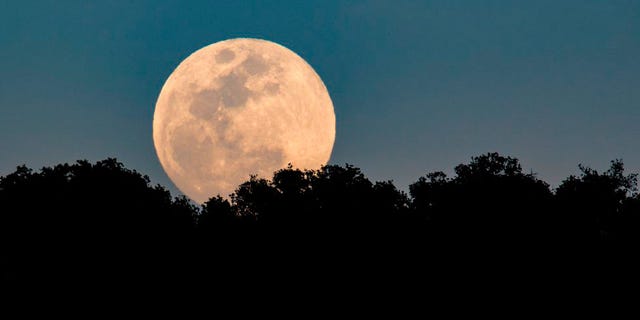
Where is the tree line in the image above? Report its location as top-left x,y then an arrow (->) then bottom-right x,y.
2,153 -> 639,286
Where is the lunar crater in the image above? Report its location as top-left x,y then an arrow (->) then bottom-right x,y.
264,82 -> 280,94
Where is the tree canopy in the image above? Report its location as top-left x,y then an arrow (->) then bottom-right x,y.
2,153 -> 639,288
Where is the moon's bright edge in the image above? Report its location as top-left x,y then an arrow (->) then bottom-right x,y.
153,38 -> 336,204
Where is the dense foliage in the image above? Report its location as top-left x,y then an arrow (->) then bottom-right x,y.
2,153 -> 639,287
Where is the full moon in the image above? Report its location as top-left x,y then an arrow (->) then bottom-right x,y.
153,38 -> 336,204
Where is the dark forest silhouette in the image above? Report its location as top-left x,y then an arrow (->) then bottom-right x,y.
2,153 -> 640,288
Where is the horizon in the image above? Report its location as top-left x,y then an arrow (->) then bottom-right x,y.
2,1 -> 639,201
3,152 -> 636,203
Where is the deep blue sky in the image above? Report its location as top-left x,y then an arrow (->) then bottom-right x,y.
1,0 -> 639,196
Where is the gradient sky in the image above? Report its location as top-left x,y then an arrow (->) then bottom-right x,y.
1,0 -> 639,197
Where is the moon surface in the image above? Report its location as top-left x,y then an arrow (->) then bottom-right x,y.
153,38 -> 336,204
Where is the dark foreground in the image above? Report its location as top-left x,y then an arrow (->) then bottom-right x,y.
2,153 -> 640,296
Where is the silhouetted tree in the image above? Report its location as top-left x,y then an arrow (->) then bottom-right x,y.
410,153 -> 552,250
0,158 -> 197,286
309,164 -> 375,228
199,195 -> 235,230
555,160 -> 638,248
232,175 -> 280,224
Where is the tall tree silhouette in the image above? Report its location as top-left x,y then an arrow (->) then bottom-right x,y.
410,153 -> 553,250
0,159 -> 197,286
555,160 -> 638,248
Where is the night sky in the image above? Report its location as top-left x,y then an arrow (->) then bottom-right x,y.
1,0 -> 639,197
